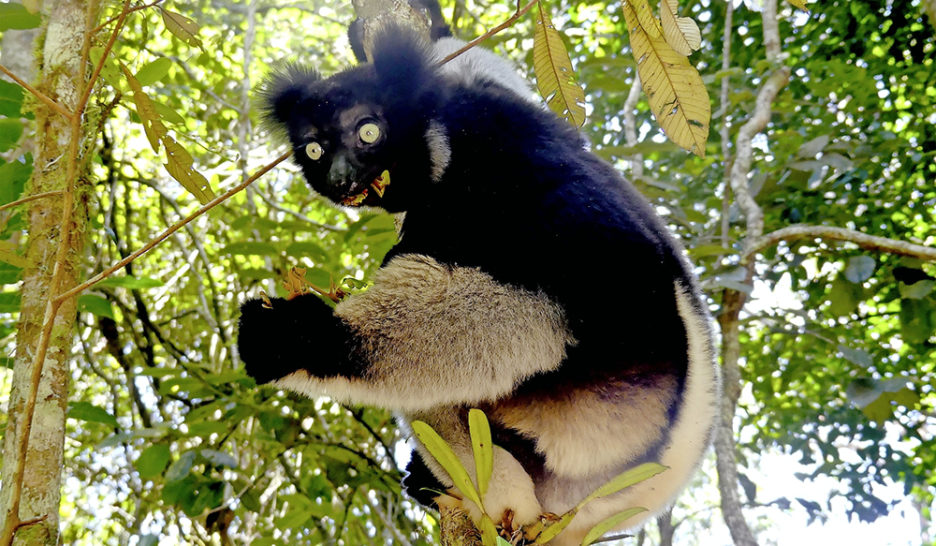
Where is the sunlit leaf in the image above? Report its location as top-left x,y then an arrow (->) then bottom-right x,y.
581,507 -> 647,545
411,420 -> 483,509
579,462 -> 667,507
533,3 -> 586,127
120,62 -> 215,203
159,8 -> 203,49
77,294 -> 115,319
659,0 -> 701,56
622,0 -> 710,156
468,408 -> 493,498
136,58 -> 173,86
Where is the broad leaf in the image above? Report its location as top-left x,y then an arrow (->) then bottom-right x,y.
533,3 -> 586,127
411,420 -> 483,509
622,0 -> 710,156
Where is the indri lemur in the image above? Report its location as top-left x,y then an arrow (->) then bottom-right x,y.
237,20 -> 720,546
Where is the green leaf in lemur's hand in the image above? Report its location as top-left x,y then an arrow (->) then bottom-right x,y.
580,507 -> 647,545
411,420 -> 484,510
533,2 -> 586,128
578,462 -> 667,508
468,408 -> 494,498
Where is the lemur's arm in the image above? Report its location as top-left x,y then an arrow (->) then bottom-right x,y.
237,254 -> 573,411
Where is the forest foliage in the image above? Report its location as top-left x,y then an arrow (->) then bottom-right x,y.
0,0 -> 934,544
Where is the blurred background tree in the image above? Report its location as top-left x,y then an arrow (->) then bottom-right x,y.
0,0 -> 933,544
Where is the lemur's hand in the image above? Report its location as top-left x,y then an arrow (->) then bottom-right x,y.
237,294 -> 339,384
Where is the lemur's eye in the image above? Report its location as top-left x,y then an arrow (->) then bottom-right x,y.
359,123 -> 380,144
305,142 -> 323,160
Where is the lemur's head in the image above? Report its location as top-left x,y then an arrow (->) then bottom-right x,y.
260,26 -> 444,211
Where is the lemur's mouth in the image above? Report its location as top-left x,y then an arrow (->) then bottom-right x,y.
341,170 -> 390,207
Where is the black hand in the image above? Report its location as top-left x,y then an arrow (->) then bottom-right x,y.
237,294 -> 353,384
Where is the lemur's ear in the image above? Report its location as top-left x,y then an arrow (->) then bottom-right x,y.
258,64 -> 322,128
371,24 -> 438,100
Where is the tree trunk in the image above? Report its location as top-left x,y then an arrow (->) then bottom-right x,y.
0,0 -> 95,543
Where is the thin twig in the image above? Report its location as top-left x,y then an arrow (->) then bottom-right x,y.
437,0 -> 538,65
89,0 -> 164,34
0,191 -> 64,214
76,0 -> 133,117
0,64 -> 74,120
54,151 -> 291,303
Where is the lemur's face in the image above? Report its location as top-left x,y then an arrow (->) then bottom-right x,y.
288,86 -> 394,207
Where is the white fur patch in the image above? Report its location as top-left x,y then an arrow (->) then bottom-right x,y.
538,281 -> 720,546
425,121 -> 451,182
275,254 -> 574,412
432,37 -> 537,103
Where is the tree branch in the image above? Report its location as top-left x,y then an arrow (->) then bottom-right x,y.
742,224 -> 936,264
0,64 -> 73,120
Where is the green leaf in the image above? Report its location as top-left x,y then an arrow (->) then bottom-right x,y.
166,450 -> 196,482
136,444 -> 172,479
0,80 -> 25,117
285,241 -> 330,262
899,280 -> 934,300
221,242 -> 277,256
77,294 -> 115,319
411,420 -> 483,509
468,408 -> 493,499
0,4 -> 41,30
844,256 -> 875,283
827,276 -> 862,316
68,401 -> 119,427
579,462 -> 667,508
581,507 -> 647,545
688,244 -> 736,258
0,119 -> 25,152
135,58 -> 173,86
837,345 -> 872,368
0,156 -> 31,205
96,275 -> 165,290
479,514 -> 498,546
200,449 -> 237,468
0,292 -> 21,313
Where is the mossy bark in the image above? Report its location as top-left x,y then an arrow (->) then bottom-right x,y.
0,0 -> 96,543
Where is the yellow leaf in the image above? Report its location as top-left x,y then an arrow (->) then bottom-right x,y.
533,3 -> 586,128
660,0 -> 702,56
120,63 -> 216,204
159,8 -> 203,49
622,0 -> 710,157
786,0 -> 809,11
